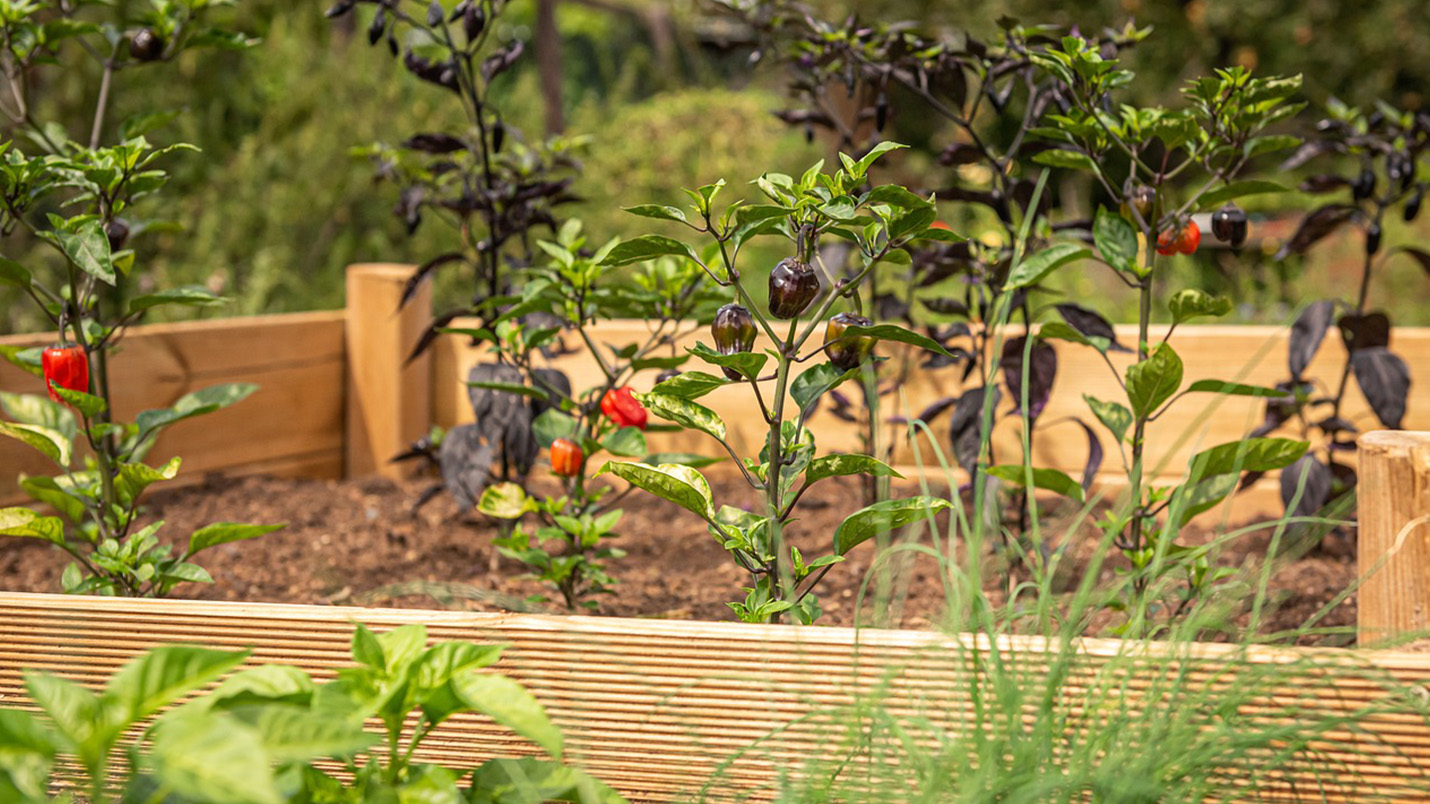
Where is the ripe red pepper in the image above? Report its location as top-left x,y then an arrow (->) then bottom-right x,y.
1156,220 -> 1201,256
550,437 -> 582,477
600,386 -> 648,430
41,344 -> 89,403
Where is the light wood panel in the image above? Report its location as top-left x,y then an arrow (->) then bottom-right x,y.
1357,432 -> 1430,642
0,311 -> 347,505
0,593 -> 1427,802
345,264 -> 432,480
436,321 -> 1430,517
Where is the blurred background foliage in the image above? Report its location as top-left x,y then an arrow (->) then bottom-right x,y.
2,0 -> 1428,332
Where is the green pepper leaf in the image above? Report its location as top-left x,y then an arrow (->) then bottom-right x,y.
0,422 -> 71,466
1006,243 -> 1093,289
791,362 -> 859,416
0,507 -> 65,544
834,496 -> 950,555
187,523 -> 284,556
650,371 -> 725,400
1186,438 -> 1308,484
596,461 -> 714,520
687,342 -> 767,381
1125,343 -> 1183,420
804,454 -> 904,486
636,392 -> 726,442
1168,288 -> 1233,324
1093,208 -> 1139,274
478,482 -> 531,520
986,465 -> 1086,503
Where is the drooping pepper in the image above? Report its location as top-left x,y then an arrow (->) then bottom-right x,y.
41,344 -> 89,404
1127,184 -> 1156,223
712,303 -> 756,381
550,437 -> 582,477
600,386 -> 648,430
130,28 -> 164,61
767,257 -> 819,319
822,312 -> 875,371
1210,203 -> 1249,248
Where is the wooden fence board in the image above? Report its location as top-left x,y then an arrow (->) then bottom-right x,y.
0,593 -> 1427,802
0,311 -> 346,505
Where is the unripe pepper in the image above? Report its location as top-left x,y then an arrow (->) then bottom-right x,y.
767,257 -> 819,319
712,303 -> 756,381
823,312 -> 875,371
550,437 -> 582,477
41,344 -> 89,403
1210,203 -> 1248,248
1127,184 -> 1156,223
600,386 -> 648,430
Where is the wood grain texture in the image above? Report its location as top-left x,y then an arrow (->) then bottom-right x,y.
1358,432 -> 1430,643
0,311 -> 346,505
436,320 -> 1430,518
344,264 -> 432,480
0,593 -> 1428,802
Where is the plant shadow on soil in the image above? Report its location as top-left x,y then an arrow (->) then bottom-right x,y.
0,471 -> 1356,643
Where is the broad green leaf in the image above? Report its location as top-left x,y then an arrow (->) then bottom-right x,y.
1186,437 -> 1308,484
454,673 -> 564,760
0,508 -> 65,544
478,482 -> 530,519
1185,380 -> 1291,398
1031,149 -> 1097,171
0,422 -> 71,465
106,645 -> 250,722
650,370 -> 725,400
1005,243 -> 1093,289
52,220 -> 114,285
17,476 -> 85,523
854,142 -> 907,174
0,345 -> 43,377
596,461 -> 713,520
466,381 -> 548,401
1093,208 -> 1139,274
642,452 -> 724,469
622,204 -> 687,223
413,643 -> 504,692
532,409 -> 576,448
1037,320 -> 1110,353
23,673 -> 100,760
687,342 -> 766,381
0,391 -> 77,440
146,713 -> 280,804
115,456 -> 181,506
791,362 -> 859,415
468,757 -> 629,804
864,184 -> 932,210
840,323 -> 958,359
834,496 -> 950,555
602,426 -> 646,457
735,203 -> 795,224
187,522 -> 283,556
804,454 -> 904,485
50,385 -> 105,419
1197,180 -> 1288,210
127,285 -> 224,314
636,392 -> 726,442
1168,288 -> 1232,324
1168,473 -> 1239,520
135,383 -> 257,437
600,235 -> 698,267
196,665 -> 315,712
246,706 -> 376,764
0,257 -> 31,289
1125,343 -> 1183,419
986,465 -> 1086,503
1084,395 -> 1132,445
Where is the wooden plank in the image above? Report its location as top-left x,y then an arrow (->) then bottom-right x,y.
1357,432 -> 1430,642
0,312 -> 346,505
435,320 -> 1430,517
344,264 -> 433,480
0,593 -> 1427,802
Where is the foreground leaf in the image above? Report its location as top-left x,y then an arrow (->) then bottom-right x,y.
596,462 -> 713,520
834,497 -> 950,555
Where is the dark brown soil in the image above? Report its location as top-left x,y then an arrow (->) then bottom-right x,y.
0,471 -> 1357,642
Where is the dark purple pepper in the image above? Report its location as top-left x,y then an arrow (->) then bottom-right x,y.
491,118 -> 505,153
463,4 -> 486,40
130,28 -> 164,61
368,9 -> 387,45
1210,203 -> 1248,248
874,90 -> 888,132
823,312 -> 875,371
1405,188 -> 1423,223
767,257 -> 819,319
1352,166 -> 1376,201
427,0 -> 443,26
1366,221 -> 1382,256
654,369 -> 681,385
712,303 -> 756,381
105,218 -> 130,251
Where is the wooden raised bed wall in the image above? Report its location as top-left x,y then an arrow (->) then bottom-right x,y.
5,261 -> 1430,509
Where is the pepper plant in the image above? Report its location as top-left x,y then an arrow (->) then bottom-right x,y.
1253,99 -> 1427,520
0,0 -> 278,596
594,147 -> 962,624
472,221 -> 723,610
333,0 -> 588,508
1015,43 -> 1314,628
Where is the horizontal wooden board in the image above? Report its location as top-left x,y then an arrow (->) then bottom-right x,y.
437,321 -> 1430,518
0,312 -> 347,506
0,593 -> 1428,802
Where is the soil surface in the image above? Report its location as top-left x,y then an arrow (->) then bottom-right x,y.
0,471 -> 1358,643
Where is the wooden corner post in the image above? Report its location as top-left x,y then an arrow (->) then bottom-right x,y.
345,264 -> 431,480
1357,431 -> 1430,643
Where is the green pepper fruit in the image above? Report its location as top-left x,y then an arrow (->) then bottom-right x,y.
768,257 -> 820,319
712,303 -> 756,381
822,312 -> 875,371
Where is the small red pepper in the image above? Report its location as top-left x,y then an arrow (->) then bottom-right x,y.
41,344 -> 89,403
600,386 -> 648,430
550,438 -> 582,477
